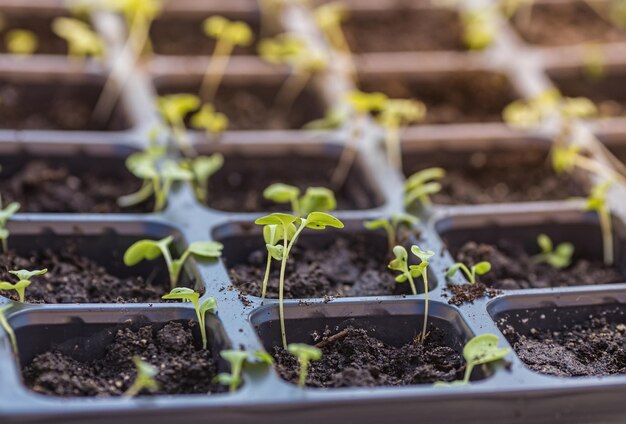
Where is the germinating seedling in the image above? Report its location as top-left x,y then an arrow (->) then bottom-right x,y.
313,2 -> 356,80
377,99 -> 426,172
190,103 -> 229,139
388,245 -> 434,343
157,94 -> 201,157
181,153 -> 224,204
201,16 -> 254,101
364,213 -> 419,252
287,343 -> 322,388
0,199 -> 20,253
461,8 -> 497,50
124,235 -> 223,289
532,234 -> 574,269
52,17 -> 104,59
404,167 -> 445,209
162,287 -> 217,349
446,261 -> 491,284
5,29 -> 38,55
259,223 -> 296,301
585,180 -> 614,266
0,269 -> 48,303
215,349 -> 273,392
255,212 -> 344,349
123,356 -> 159,397
0,304 -> 17,355
263,183 -> 337,217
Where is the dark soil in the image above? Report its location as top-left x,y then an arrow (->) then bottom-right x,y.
444,282 -> 500,306
501,316 -> 626,377
150,15 -> 260,56
204,154 -> 377,212
227,236 -> 414,299
0,79 -> 128,131
0,246 -> 172,303
24,321 -> 226,396
272,326 -> 465,387
0,160 -> 150,213
360,72 -> 518,124
416,159 -> 586,205
453,240 -> 624,290
0,14 -> 69,55
512,1 -> 626,46
343,8 -> 464,53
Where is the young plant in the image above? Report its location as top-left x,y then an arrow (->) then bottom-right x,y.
404,167 -> 445,209
388,245 -> 434,343
377,99 -> 426,172
161,287 -> 217,349
364,213 -> 419,252
190,103 -> 229,139
446,261 -> 491,284
157,93 -> 201,157
585,180 -> 614,266
532,234 -> 574,269
0,269 -> 48,303
263,183 -> 337,217
201,16 -> 254,102
0,200 -> 20,253
51,17 -> 104,60
215,349 -> 273,392
313,2 -> 356,80
332,90 -> 388,187
123,356 -> 159,397
255,212 -> 344,349
5,30 -> 38,55
0,304 -> 17,355
287,343 -> 322,388
460,9 -> 497,50
181,153 -> 225,204
259,223 -> 296,301
124,236 -> 223,289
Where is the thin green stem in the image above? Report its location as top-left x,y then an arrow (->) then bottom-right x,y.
385,123 -> 402,173
278,232 -> 289,349
298,360 -> 308,388
271,71 -> 312,117
386,223 -> 395,253
463,362 -> 475,384
1,238 -> 7,255
230,363 -> 242,392
0,312 -> 17,355
261,253 -> 272,300
422,269 -> 429,344
201,40 -> 235,102
171,117 -> 195,158
159,244 -> 176,289
599,205 -> 614,266
406,272 -> 417,296
331,114 -> 364,188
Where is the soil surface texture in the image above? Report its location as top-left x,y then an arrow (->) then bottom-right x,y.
444,282 -> 500,306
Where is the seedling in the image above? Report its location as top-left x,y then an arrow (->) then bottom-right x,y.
404,167 -> 446,209
259,34 -> 327,114
263,183 -> 337,216
446,261 -> 491,284
585,180 -> 614,266
51,17 -> 104,59
388,245 -> 434,343
0,304 -> 17,355
287,343 -> 322,388
532,234 -> 574,269
313,2 -> 356,80
259,223 -> 296,300
303,106 -> 349,130
201,16 -> 254,101
0,200 -> 20,253
0,269 -> 48,303
124,236 -> 223,289
461,9 -> 497,50
157,94 -> 201,157
162,287 -> 217,349
190,103 -> 229,139
5,29 -> 38,55
377,99 -> 426,172
332,90 -> 388,187
364,213 -> 419,252
436,334 -> 510,386
181,153 -> 225,204
215,349 -> 273,392
255,212 -> 344,348
123,356 -> 159,397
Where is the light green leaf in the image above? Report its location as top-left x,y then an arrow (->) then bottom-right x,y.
473,261 -> 491,275
300,187 -> 337,215
463,334 -> 510,366
537,234 -> 552,254
287,343 -> 322,361
304,212 -> 344,229
263,183 -> 301,203
199,297 -> 218,315
255,213 -> 298,228
9,269 -> 47,281
267,244 -> 284,261
411,245 -> 434,262
123,237 -> 170,266
161,287 -> 199,302
188,241 -> 223,258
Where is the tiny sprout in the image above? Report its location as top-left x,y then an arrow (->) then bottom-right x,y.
123,356 -> 159,397
157,94 -> 201,157
378,99 -> 426,172
404,167 -> 445,209
0,304 -> 17,355
461,9 -> 496,50
181,153 -> 225,204
388,245 -> 434,343
201,16 -> 254,101
124,236 -> 223,289
259,223 -> 296,300
0,269 -> 48,303
51,17 -> 104,59
5,30 -> 38,55
215,349 -> 273,392
190,103 -> 229,137
255,212 -> 344,348
585,180 -> 614,266
162,287 -> 217,349
263,183 -> 337,217
287,343 -> 322,388
364,213 -> 419,252
532,234 -> 574,269
446,261 -> 491,284
0,200 -> 20,253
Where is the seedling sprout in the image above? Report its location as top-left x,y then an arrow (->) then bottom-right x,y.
461,9 -> 497,50
377,99 -> 426,172
364,213 -> 419,252
532,234 -> 574,269
263,183 -> 337,216
124,236 -> 223,289
0,304 -> 17,355
190,104 -> 229,139
123,356 -> 159,397
181,153 -> 225,204
259,223 -> 296,300
446,261 -> 491,284
157,94 -> 201,157
215,349 -> 273,392
313,2 -> 356,80
0,200 -> 20,253
404,167 -> 445,209
162,287 -> 217,349
51,17 -> 104,60
585,180 -> 614,266
287,343 -> 322,388
0,269 -> 48,303
5,30 -> 38,55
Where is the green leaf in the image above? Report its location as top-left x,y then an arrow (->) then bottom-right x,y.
263,183 -> 301,204
214,373 -> 237,386
157,94 -> 200,125
221,350 -> 249,367
191,154 -> 224,183
0,202 -> 20,222
263,224 -> 295,245
287,343 -> 322,361
199,297 -> 218,315
537,234 -> 553,254
404,182 -> 443,207
363,219 -> 388,231
463,334 -> 510,366
251,350 -> 274,364
556,243 -> 574,259
304,212 -> 344,229
411,245 -> 434,262
255,213 -> 298,228
162,160 -> 194,182
473,261 -> 492,275
161,287 -> 199,303
388,245 -> 408,273
188,241 -> 223,258
9,269 -> 47,281
300,187 -> 337,215
123,237 -> 171,266
391,213 -> 419,229
405,167 -> 446,191
445,263 -> 463,278
267,244 -> 284,261
395,274 -> 408,283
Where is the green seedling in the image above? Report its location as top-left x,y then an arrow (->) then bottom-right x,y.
532,234 -> 574,269
0,269 -> 48,303
259,34 -> 327,115
215,349 -> 273,392
181,153 -> 225,204
162,287 -> 217,349
0,200 -> 20,253
436,334 -> 510,386
157,93 -> 201,157
377,99 -> 426,172
303,105 -> 349,130
585,180 -> 614,266
5,30 -> 38,55
51,17 -> 104,59
364,213 -> 419,252
0,304 -> 17,355
313,2 -> 356,80
446,261 -> 491,284
259,223 -> 296,301
201,16 -> 254,101
287,343 -> 322,388
263,183 -> 337,217
388,245 -> 434,343
332,90 -> 388,187
404,167 -> 445,209
255,212 -> 344,349
461,9 -> 497,50
190,103 -> 229,139
123,356 -> 159,397
124,236 -> 223,289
